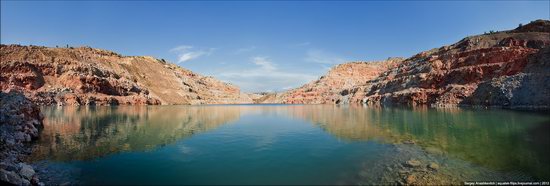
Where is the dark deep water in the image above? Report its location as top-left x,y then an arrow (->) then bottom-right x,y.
28,105 -> 550,185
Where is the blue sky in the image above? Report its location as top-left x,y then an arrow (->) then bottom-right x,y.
1,1 -> 548,92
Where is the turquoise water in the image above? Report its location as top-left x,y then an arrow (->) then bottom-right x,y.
29,105 -> 550,185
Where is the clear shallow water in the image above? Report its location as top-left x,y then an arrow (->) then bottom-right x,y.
29,105 -> 550,185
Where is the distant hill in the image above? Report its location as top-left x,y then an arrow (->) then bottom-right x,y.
272,57 -> 405,104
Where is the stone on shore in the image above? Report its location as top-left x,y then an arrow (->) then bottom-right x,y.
19,163 -> 36,179
0,92 -> 44,185
0,169 -> 23,185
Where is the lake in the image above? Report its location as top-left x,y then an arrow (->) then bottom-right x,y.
28,105 -> 550,185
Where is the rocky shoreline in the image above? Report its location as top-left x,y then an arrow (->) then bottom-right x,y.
0,91 -> 44,185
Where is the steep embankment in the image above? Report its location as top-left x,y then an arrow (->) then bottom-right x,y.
276,19 -> 550,109
0,45 -> 252,106
0,92 -> 44,185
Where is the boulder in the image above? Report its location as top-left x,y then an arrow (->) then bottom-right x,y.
428,162 -> 440,170
19,164 -> 35,179
0,169 -> 23,185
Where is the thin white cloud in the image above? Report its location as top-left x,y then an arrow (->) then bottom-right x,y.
235,46 -> 257,54
170,45 -> 214,63
305,49 -> 347,64
252,56 -> 276,71
218,56 -> 317,92
295,42 -> 311,47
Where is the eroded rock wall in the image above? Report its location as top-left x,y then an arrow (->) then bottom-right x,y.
0,45 -> 252,105
358,20 -> 550,108
273,20 -> 550,109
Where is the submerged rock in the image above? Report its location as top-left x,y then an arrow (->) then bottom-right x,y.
405,159 -> 422,168
405,174 -> 416,184
403,140 -> 416,145
428,162 -> 440,171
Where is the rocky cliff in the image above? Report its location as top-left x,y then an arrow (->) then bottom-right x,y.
274,19 -> 550,109
2,20 -> 548,108
0,45 -> 252,106
358,19 -> 550,108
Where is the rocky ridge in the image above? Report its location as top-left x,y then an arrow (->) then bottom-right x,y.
0,45 -> 252,106
269,19 -> 550,109
358,20 -> 550,108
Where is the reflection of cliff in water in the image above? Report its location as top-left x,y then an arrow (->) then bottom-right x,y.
286,105 -> 550,180
30,106 -> 240,161
28,105 -> 549,180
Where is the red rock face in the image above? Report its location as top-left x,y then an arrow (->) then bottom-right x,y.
358,20 -> 550,108
277,19 -> 550,109
0,45 -> 251,106
361,48 -> 540,105
0,61 -> 45,90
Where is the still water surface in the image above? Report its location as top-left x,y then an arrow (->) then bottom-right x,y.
29,105 -> 549,185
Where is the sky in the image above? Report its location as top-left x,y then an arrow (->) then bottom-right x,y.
1,1 -> 549,92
